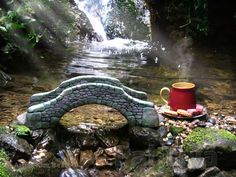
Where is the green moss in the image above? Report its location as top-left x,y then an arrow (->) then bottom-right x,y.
13,125 -> 31,136
169,126 -> 185,136
153,157 -> 173,177
0,149 -> 12,177
183,128 -> 236,153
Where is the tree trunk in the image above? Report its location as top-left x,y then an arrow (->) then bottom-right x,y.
144,0 -> 166,42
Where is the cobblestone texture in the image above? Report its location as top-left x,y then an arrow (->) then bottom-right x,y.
24,76 -> 158,129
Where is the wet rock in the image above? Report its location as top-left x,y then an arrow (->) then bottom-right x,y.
96,130 -> 119,148
173,157 -> 187,177
30,149 -> 54,163
95,155 -> 114,168
104,146 -> 125,159
199,166 -> 224,177
129,126 -> 162,148
93,169 -> 123,177
36,129 -> 55,150
16,163 -> 61,177
30,129 -> 44,145
121,152 -> 146,174
80,134 -> 99,149
60,168 -> 90,177
187,157 -> 206,172
79,150 -> 95,168
0,133 -> 33,161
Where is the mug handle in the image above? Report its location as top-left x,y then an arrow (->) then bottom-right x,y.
160,87 -> 170,104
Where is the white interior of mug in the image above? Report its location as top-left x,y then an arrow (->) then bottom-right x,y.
172,82 -> 195,89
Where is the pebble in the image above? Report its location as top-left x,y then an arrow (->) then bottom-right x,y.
167,133 -> 173,139
207,118 -> 216,125
197,121 -> 206,127
165,139 -> 174,146
220,114 -> 225,119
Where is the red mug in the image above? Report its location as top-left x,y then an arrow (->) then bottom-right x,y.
160,82 -> 196,111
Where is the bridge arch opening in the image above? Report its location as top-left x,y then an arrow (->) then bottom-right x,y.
59,104 -> 128,130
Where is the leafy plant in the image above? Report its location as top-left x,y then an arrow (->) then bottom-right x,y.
0,149 -> 12,177
0,0 -> 77,55
13,125 -> 31,136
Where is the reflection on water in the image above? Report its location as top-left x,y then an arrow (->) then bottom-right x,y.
0,41 -> 235,124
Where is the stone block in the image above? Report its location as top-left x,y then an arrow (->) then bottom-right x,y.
28,104 -> 45,113
141,107 -> 159,128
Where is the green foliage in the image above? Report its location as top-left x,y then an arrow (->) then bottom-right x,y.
0,0 -> 77,55
0,149 -> 8,161
166,0 -> 208,36
13,125 -> 31,136
0,163 -> 12,177
0,126 -> 7,134
0,149 -> 12,177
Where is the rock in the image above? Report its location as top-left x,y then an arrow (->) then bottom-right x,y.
221,170 -> 236,177
226,117 -> 236,125
207,118 -> 216,125
129,126 -> 162,148
169,126 -> 185,136
183,128 -> 236,155
16,112 -> 27,125
199,166 -> 224,177
95,155 -> 114,167
173,157 -> 187,177
30,129 -> 44,145
17,159 -> 27,164
30,149 -> 54,163
197,121 -> 206,127
104,146 -> 124,159
36,129 -> 55,150
96,130 -> 119,148
187,157 -> 206,172
165,139 -> 174,146
0,133 -> 33,161
183,128 -> 236,169
79,150 -> 95,168
60,168 -> 90,177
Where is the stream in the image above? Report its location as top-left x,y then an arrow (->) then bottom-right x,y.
0,38 -> 235,124
0,1 -> 235,176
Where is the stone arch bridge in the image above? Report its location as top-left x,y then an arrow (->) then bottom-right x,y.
22,76 -> 159,129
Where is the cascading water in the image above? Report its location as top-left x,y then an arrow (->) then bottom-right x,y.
67,0 -> 155,78
75,0 -> 108,41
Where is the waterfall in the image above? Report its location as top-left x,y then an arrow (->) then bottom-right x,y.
72,0 -> 151,53
75,0 -> 108,41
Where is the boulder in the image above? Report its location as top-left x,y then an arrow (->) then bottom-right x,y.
199,167 -> 224,177
183,128 -> 236,168
129,126 -> 166,148
187,157 -> 206,172
0,133 -> 33,161
183,128 -> 236,154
